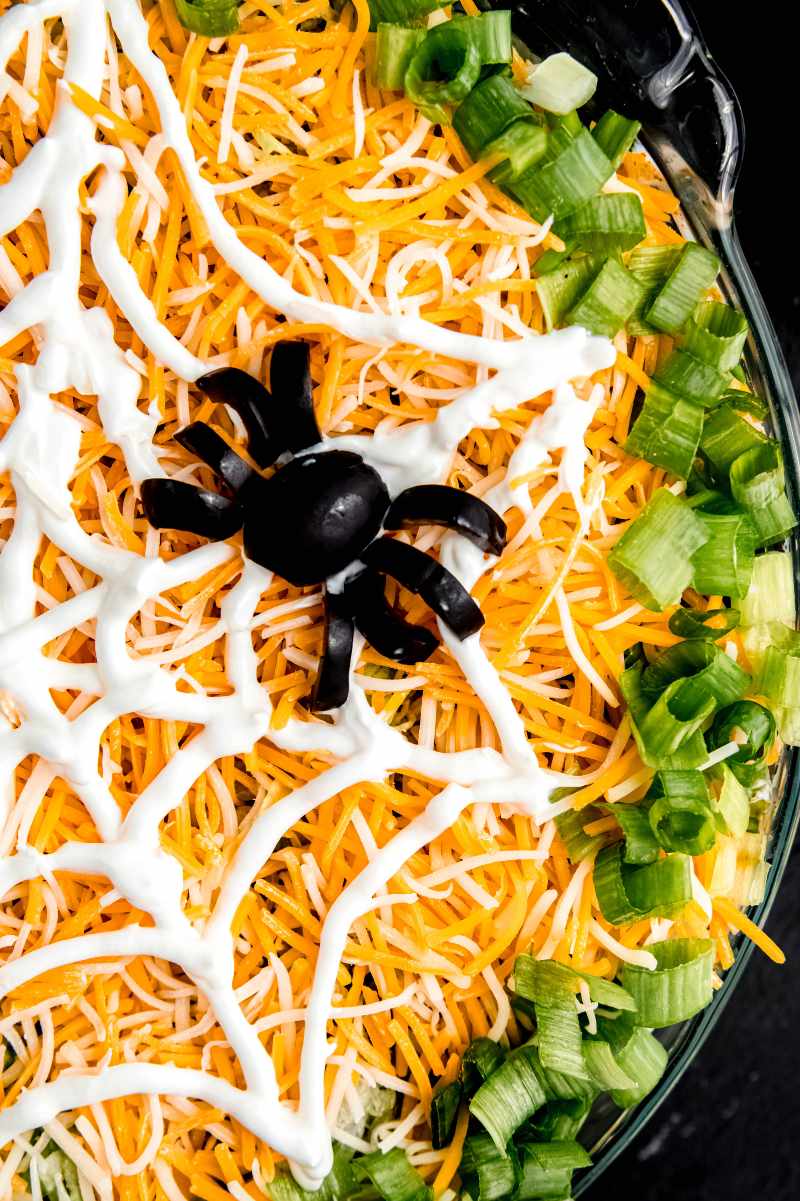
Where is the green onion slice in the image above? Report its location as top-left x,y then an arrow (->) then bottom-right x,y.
646,242 -> 720,334
740,550 -> 795,629
668,606 -> 740,641
620,661 -> 709,769
700,405 -> 766,477
708,699 -> 776,787
376,24 -> 426,90
596,1014 -> 669,1108
367,0 -> 445,26
730,442 -> 798,549
566,257 -> 646,337
453,72 -> 532,160
645,769 -> 717,856
591,109 -> 641,169
469,1044 -> 549,1152
593,842 -> 692,926
487,120 -> 549,184
520,52 -> 598,114
404,23 -> 482,124
557,192 -> 646,253
535,253 -> 603,331
582,1039 -> 636,1091
624,382 -> 704,479
555,806 -> 607,864
690,510 -> 757,600
352,1149 -> 432,1201
431,1080 -> 463,1150
708,761 -> 751,837
684,301 -> 749,373
526,1097 -> 593,1143
621,938 -> 714,1028
608,489 -> 709,611
174,0 -> 240,35
461,1036 -> 506,1095
652,348 -> 731,408
460,1133 -> 520,1201
517,961 -> 590,1081
514,953 -> 637,1013
641,639 -> 750,712
603,801 -> 660,865
449,11 -> 513,65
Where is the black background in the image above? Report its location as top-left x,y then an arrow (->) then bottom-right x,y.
600,4 -> 800,1198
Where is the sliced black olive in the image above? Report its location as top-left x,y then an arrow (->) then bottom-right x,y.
141,478 -> 243,540
346,571 -> 439,664
175,422 -> 255,495
363,538 -> 485,640
243,451 -> 390,586
269,341 -> 321,452
195,367 -> 278,468
310,592 -> 355,712
385,485 -> 507,556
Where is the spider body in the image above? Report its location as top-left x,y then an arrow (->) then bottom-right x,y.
141,342 -> 507,710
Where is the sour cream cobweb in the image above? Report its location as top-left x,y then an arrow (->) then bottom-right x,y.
0,0 -> 615,1189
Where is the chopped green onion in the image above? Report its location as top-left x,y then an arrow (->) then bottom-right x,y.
555,806 -> 607,863
691,510 -> 756,599
431,1080 -> 463,1149
684,301 -> 749,372
645,769 -> 716,856
603,801 -> 660,865
376,24 -> 425,90
755,626 -> 800,746
449,11 -> 513,66
460,1134 -> 520,1201
709,762 -> 751,837
591,109 -> 641,169
620,662 -> 708,769
527,1097 -> 593,1143
404,23 -> 482,124
593,842 -> 692,925
519,960 -> 590,1081
461,1036 -> 506,1095
608,489 -> 709,611
621,938 -> 714,1028
352,1149 -> 432,1201
624,383 -> 704,479
730,442 -> 797,548
626,244 -> 681,335
741,550 -> 795,628
174,0 -> 239,35
535,253 -> 604,330
645,242 -> 720,334
515,1142 -> 592,1201
699,405 -> 766,477
668,606 -> 740,641
514,953 -> 637,1013
520,52 -> 598,114
487,120 -> 549,184
469,1044 -> 549,1152
367,0 -> 445,26
582,1039 -> 636,1091
510,129 -> 613,221
557,192 -> 646,252
546,108 -> 584,137
565,257 -> 646,337
652,348 -> 730,408
453,73 -> 533,160
38,1151 -> 82,1201
708,699 -> 776,789
596,1015 -> 669,1108
641,638 -> 750,711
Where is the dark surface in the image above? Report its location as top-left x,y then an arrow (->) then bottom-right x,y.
600,4 -> 800,1198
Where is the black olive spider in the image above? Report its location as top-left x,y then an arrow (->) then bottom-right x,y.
141,341 -> 507,712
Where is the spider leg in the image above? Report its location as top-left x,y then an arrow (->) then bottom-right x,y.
385,485 -> 507,555
310,591 -> 355,713
346,570 -> 440,664
175,422 -> 256,495
270,341 -> 321,452
196,341 -> 321,469
362,538 -> 485,640
140,479 -> 243,541
195,367 -> 278,468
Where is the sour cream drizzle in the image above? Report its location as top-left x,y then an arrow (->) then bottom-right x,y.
0,0 -> 616,1187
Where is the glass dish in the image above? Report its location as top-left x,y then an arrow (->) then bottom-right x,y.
501,0 -> 800,1191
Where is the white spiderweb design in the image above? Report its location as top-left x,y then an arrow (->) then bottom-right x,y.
0,0 -> 617,1185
